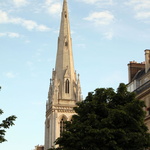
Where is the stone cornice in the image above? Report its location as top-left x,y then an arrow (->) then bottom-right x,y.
46,105 -> 76,116
136,87 -> 150,99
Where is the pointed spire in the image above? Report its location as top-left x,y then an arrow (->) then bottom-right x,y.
55,0 -> 75,80
58,0 -> 70,38
62,0 -> 68,12
47,0 -> 81,102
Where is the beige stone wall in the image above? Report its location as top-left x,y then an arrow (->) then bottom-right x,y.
45,108 -> 76,148
136,88 -> 150,132
144,94 -> 150,131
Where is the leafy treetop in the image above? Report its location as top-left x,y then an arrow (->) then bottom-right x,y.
49,83 -> 150,150
0,87 -> 17,143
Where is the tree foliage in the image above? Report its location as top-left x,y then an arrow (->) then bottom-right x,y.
0,109 -> 17,143
50,83 -> 150,150
0,87 -> 17,143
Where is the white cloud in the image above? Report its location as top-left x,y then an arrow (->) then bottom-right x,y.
0,10 -> 50,31
128,0 -> 150,10
0,32 -> 21,38
5,72 -> 16,78
45,0 -> 53,5
37,25 -> 50,31
21,20 -> 50,31
135,3 -> 150,10
136,12 -> 150,19
9,32 -> 20,38
12,0 -> 28,7
126,0 -> 150,9
80,0 -> 100,4
84,11 -> 114,25
44,0 -> 61,15
47,3 -> 61,15
21,20 -> 37,30
0,11 -> 9,23
77,0 -> 113,5
0,33 -> 6,37
125,0 -> 150,20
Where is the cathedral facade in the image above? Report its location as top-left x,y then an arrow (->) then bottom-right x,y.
44,0 -> 82,149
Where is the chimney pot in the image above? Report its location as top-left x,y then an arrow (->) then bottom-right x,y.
145,49 -> 150,73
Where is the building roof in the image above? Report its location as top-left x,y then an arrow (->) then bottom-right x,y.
132,69 -> 145,80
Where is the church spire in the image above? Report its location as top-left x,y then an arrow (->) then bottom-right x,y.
45,1 -> 82,149
53,0 -> 77,101
46,0 -> 82,104
55,0 -> 74,75
46,0 -> 82,107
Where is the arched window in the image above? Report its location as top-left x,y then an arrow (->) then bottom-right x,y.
65,79 -> 69,94
60,116 -> 66,135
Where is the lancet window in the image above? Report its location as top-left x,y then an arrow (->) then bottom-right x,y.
65,79 -> 69,93
60,116 -> 67,135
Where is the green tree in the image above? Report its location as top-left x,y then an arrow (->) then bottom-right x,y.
0,87 -> 17,143
0,110 -> 16,143
50,83 -> 150,150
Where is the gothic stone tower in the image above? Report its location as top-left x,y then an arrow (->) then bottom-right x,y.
44,0 -> 82,149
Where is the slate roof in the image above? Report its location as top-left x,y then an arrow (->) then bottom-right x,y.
132,69 -> 145,81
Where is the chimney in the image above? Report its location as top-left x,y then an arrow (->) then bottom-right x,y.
128,61 -> 145,82
145,49 -> 150,73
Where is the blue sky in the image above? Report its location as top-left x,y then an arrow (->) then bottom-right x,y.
1,0 -> 150,150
